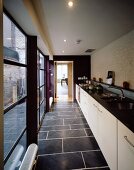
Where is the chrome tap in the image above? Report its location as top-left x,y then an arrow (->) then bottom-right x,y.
119,88 -> 125,99
108,86 -> 125,100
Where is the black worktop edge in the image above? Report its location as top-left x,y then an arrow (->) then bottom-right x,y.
77,84 -> 134,133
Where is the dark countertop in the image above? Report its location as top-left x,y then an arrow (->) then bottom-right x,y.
80,86 -> 134,133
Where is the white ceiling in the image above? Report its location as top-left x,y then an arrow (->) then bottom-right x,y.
3,0 -> 134,58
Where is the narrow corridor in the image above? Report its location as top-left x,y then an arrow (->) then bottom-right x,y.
36,101 -> 110,170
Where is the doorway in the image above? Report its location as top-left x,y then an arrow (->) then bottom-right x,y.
54,61 -> 73,102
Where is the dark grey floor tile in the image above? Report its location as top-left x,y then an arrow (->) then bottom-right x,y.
47,129 -> 86,139
38,139 -> 62,155
82,151 -> 108,168
71,123 -> 89,129
40,125 -> 70,131
53,105 -> 79,108
85,128 -> 93,136
85,168 -> 110,170
64,118 -> 87,125
45,114 -> 76,119
36,152 -> 85,170
42,119 -> 63,126
63,137 -> 99,152
75,115 -> 85,118
45,112 -> 59,117
38,132 -> 48,139
53,108 -> 80,112
58,112 -> 76,116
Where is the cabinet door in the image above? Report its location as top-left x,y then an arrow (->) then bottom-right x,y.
118,121 -> 134,170
98,105 -> 118,170
87,98 -> 99,140
79,88 -> 87,118
76,84 -> 79,102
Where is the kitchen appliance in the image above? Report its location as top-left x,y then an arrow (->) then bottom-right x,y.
106,71 -> 115,85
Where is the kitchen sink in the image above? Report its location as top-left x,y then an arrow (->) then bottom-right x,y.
100,94 -> 119,102
101,94 -> 134,110
112,102 -> 134,110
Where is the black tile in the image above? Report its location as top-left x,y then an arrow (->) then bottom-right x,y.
58,112 -> 76,116
47,129 -> 86,139
38,132 -> 47,139
85,168 -> 110,170
75,115 -> 85,118
85,128 -> 93,136
38,139 -> 62,155
53,108 -> 80,112
63,137 -> 99,152
71,123 -> 89,129
40,125 -> 70,131
42,119 -> 63,126
82,151 -> 108,168
45,112 -> 75,119
36,152 -> 85,170
64,118 -> 87,125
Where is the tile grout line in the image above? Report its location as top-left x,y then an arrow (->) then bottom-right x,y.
84,128 -> 87,136
40,128 -> 90,132
38,149 -> 101,156
46,131 -> 49,140
71,166 -> 109,169
38,135 -> 95,140
41,123 -> 89,127
81,152 -> 86,169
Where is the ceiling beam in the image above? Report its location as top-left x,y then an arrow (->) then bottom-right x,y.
23,0 -> 53,59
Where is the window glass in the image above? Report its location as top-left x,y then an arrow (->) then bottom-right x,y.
3,14 -> 26,64
40,86 -> 44,103
4,132 -> 26,170
40,101 -> 45,121
40,70 -> 44,86
4,64 -> 26,109
3,12 -> 27,165
37,89 -> 39,109
40,53 -> 44,69
37,109 -> 40,127
4,100 -> 26,159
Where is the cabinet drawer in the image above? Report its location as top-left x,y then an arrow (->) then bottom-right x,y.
118,121 -> 134,170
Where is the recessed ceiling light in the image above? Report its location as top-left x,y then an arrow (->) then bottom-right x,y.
62,50 -> 64,53
68,1 -> 73,7
64,39 -> 67,42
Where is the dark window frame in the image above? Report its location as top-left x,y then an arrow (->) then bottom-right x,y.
3,10 -> 27,164
37,49 -> 47,127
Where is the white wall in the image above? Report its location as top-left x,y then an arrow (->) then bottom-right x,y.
91,30 -> 134,89
0,0 -> 3,169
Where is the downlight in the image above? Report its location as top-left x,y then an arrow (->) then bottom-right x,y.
68,1 -> 73,7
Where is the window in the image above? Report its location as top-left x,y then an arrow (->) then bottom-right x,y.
4,65 -> 26,109
3,13 -> 27,169
37,50 -> 47,126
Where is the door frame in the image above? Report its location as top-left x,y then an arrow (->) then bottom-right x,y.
54,61 -> 74,102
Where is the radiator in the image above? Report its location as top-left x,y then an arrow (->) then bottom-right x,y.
19,143 -> 38,170
4,144 -> 24,170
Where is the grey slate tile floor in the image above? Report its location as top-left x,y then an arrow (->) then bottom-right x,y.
36,101 -> 110,170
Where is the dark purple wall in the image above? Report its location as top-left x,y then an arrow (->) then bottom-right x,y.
54,55 -> 91,84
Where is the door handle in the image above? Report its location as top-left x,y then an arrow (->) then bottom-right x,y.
124,136 -> 134,148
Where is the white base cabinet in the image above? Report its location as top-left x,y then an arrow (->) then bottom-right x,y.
76,85 -> 134,170
97,105 -> 118,170
118,121 -> 134,170
76,85 -> 118,170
